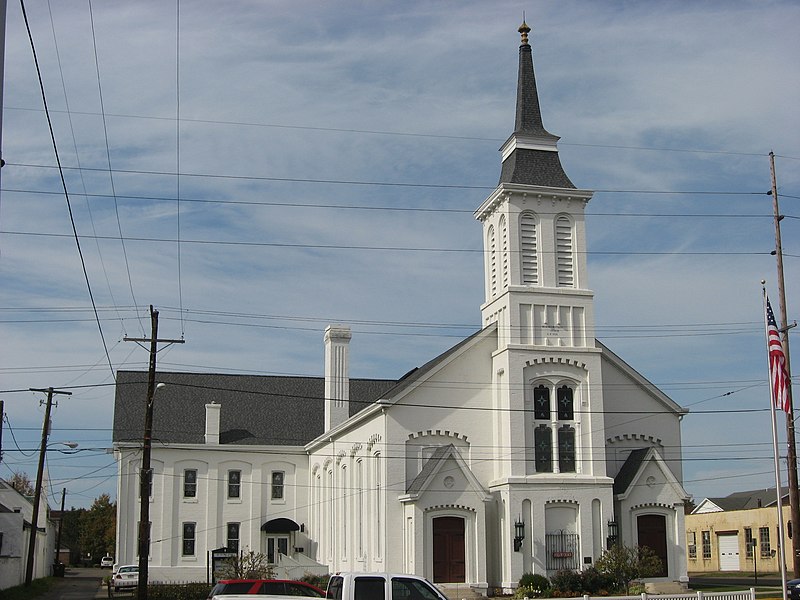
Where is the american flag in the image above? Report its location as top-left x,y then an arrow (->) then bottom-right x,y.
766,296 -> 791,413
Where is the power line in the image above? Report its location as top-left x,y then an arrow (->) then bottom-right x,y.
1,186 -> 788,217
2,228 -> 789,257
4,105 -> 794,160
18,0 -> 115,380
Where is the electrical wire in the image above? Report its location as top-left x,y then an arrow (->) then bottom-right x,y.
18,0 -> 115,380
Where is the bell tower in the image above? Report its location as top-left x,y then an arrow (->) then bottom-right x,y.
477,22 -> 606,484
475,21 -> 596,351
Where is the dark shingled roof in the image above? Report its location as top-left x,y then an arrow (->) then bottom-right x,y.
499,149 -> 575,189
705,487 -> 790,511
613,447 -> 649,495
113,370 -> 397,446
498,29 -> 575,189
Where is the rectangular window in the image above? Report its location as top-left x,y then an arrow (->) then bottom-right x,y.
183,469 -> 197,498
745,527 -> 754,559
702,530 -> 711,559
354,577 -> 386,600
271,471 -> 284,500
182,522 -> 196,556
534,425 -> 552,473
759,526 -> 771,558
687,531 -> 697,559
228,470 -> 241,499
558,426 -> 576,473
227,522 -> 240,553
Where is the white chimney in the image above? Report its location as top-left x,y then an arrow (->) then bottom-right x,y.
324,324 -> 351,431
205,402 -> 221,444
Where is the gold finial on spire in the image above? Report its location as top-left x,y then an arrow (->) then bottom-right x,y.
518,20 -> 531,45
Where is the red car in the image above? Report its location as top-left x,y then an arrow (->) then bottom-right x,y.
209,579 -> 325,599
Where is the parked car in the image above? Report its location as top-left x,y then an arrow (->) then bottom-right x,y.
326,573 -> 448,600
787,578 -> 800,600
100,556 -> 114,568
209,579 -> 325,598
113,565 -> 139,592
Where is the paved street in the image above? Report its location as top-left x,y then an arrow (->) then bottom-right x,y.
34,567 -> 107,600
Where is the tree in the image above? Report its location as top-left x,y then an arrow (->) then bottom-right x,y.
78,494 -> 116,563
8,471 -> 35,496
594,544 -> 663,594
218,548 -> 275,580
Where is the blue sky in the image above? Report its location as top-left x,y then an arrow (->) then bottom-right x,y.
0,0 -> 798,510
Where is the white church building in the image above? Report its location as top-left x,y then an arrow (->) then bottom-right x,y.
113,22 -> 689,593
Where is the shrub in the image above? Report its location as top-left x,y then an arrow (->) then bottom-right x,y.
515,573 -> 550,598
579,567 -> 614,595
550,569 -> 583,596
147,582 -> 212,600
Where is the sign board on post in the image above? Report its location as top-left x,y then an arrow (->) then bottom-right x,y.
210,547 -> 237,583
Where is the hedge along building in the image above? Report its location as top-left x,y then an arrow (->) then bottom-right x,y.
113,22 -> 690,591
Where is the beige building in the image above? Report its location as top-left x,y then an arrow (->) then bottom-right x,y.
686,488 -> 791,573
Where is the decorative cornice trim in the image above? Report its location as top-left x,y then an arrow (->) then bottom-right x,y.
408,430 -> 469,443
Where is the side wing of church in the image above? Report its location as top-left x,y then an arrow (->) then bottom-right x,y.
113,22 -> 689,593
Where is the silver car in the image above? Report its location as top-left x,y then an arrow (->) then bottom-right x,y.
113,564 -> 139,591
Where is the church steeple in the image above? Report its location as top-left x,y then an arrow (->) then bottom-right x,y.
499,21 -> 574,189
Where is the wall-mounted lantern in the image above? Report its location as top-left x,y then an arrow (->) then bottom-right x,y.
606,520 -> 618,549
514,517 -> 525,552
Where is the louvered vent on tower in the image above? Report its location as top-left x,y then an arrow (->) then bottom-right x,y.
500,215 -> 509,290
520,212 -> 538,284
488,225 -> 497,297
555,216 -> 574,287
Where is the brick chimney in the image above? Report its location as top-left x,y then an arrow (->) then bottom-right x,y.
324,325 -> 351,431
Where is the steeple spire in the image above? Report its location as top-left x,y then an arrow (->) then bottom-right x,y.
499,21 -> 574,189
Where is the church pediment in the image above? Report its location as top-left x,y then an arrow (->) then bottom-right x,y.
399,444 -> 490,504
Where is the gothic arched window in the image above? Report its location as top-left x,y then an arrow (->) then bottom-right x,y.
535,425 -> 553,473
534,384 -> 550,420
557,385 -> 574,421
558,425 -> 576,473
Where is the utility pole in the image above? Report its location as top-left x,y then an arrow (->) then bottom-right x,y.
769,151 -> 799,577
124,306 -> 183,600
25,387 -> 71,585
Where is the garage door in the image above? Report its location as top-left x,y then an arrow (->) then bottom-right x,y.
718,533 -> 739,571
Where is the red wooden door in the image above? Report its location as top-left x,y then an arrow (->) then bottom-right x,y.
433,517 -> 466,583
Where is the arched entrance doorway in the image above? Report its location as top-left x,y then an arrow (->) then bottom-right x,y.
637,514 -> 668,577
433,516 -> 465,583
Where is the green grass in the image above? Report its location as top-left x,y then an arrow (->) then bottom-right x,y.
1,577 -> 57,600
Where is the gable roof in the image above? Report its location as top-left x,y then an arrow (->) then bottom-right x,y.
692,487 -> 790,514
113,370 -> 396,446
613,446 -> 688,501
598,340 -> 687,416
379,325 -> 495,403
402,444 -> 490,502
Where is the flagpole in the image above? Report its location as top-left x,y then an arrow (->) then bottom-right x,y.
764,284 -> 789,600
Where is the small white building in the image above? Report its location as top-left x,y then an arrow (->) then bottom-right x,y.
113,22 -> 689,593
0,479 -> 56,590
